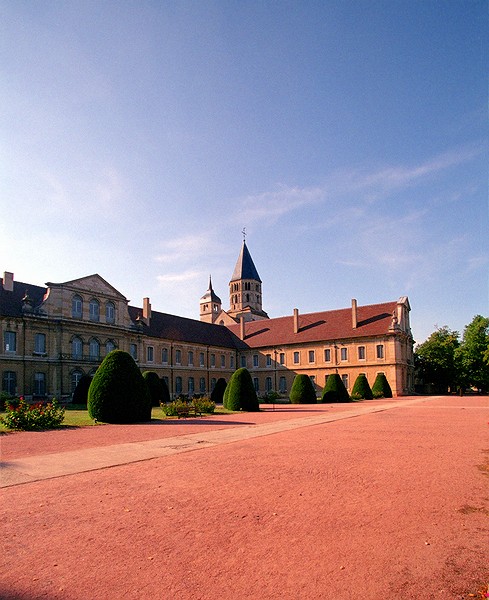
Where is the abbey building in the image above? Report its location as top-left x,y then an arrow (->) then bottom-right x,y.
0,242 -> 415,401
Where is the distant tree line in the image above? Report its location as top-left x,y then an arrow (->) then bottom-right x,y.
415,315 -> 489,394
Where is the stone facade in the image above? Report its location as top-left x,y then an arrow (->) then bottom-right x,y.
1,244 -> 415,400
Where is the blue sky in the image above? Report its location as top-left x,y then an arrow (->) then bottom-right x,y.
1,0 -> 487,344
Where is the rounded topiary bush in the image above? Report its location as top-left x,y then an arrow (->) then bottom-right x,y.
289,374 -> 317,404
72,374 -> 92,406
143,371 -> 164,407
211,377 -> 227,404
321,373 -> 351,403
223,368 -> 259,412
350,373 -> 373,400
371,373 -> 393,398
88,350 -> 151,423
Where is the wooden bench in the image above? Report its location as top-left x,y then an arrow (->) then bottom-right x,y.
176,405 -> 202,418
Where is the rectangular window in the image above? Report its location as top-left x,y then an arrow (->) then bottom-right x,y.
210,353 -> 216,367
279,376 -> 287,393
200,352 -> 205,367
324,348 -> 331,362
72,296 -> 83,319
279,353 -> 285,365
2,371 -> 17,395
358,346 -> 366,360
308,350 -> 315,363
34,333 -> 46,354
266,354 -> 272,367
230,355 -> 235,369
293,351 -> 300,364
188,377 -> 194,395
89,300 -> 100,322
310,375 -> 315,386
188,351 -> 194,366
221,355 -> 225,368
265,376 -> 272,392
34,372 -> 46,396
376,344 -> 384,359
4,331 -> 16,353
340,348 -> 348,361
341,374 -> 349,390
253,354 -> 259,368
105,302 -> 115,324
162,348 -> 168,363
130,344 -> 137,360
175,349 -> 182,364
147,346 -> 154,362
253,377 -> 259,392
199,377 -> 206,393
240,355 -> 246,368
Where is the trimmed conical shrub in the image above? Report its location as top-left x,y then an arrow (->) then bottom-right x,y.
211,377 -> 227,404
223,368 -> 259,412
321,373 -> 351,403
351,373 -> 373,400
143,371 -> 164,406
88,350 -> 151,423
72,374 -> 92,406
289,374 -> 317,404
372,373 -> 393,398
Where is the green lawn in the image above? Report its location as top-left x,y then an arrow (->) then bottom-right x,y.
0,404 -> 237,432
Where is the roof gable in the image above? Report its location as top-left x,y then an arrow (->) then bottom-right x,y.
46,274 -> 127,300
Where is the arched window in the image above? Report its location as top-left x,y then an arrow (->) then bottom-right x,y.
89,299 -> 100,322
72,337 -> 83,360
175,377 -> 182,394
162,348 -> 169,363
72,295 -> 83,319
105,302 -> 115,324
199,377 -> 206,393
71,370 -> 83,392
89,338 -> 100,360
106,340 -> 116,354
188,377 -> 194,395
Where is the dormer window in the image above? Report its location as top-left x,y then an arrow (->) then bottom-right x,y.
72,295 -> 83,319
89,299 -> 100,322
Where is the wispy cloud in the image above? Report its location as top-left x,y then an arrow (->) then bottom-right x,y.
155,234 -> 226,264
230,144 -> 483,228
232,184 -> 325,224
157,270 -> 203,284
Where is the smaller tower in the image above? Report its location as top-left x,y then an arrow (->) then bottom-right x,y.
199,276 -> 222,323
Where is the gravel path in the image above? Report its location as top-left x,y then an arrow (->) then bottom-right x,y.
1,395 -> 487,599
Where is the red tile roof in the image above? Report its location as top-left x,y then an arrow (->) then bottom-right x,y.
226,302 -> 397,347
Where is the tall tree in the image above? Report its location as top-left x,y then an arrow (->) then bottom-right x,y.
415,326 -> 460,393
455,315 -> 489,393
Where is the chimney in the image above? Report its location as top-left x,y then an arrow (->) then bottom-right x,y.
3,272 -> 14,292
293,308 -> 299,334
239,316 -> 246,340
143,297 -> 151,324
352,299 -> 358,329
